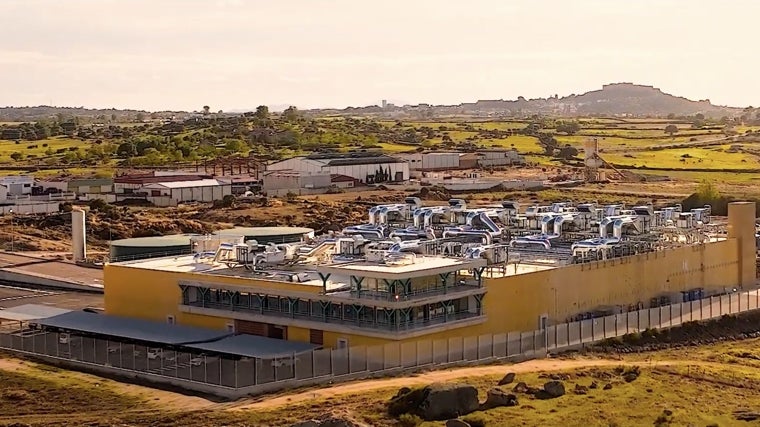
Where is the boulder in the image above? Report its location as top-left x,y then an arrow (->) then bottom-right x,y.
589,381 -> 598,389
445,419 -> 471,427
512,382 -> 529,393
498,372 -> 516,385
574,384 -> 588,395
291,422 -> 319,427
480,387 -> 519,410
603,383 -> 613,390
542,381 -> 566,398
388,383 -> 480,421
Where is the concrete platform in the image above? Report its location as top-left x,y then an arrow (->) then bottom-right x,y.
0,252 -> 103,292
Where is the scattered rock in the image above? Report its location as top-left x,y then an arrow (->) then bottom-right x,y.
735,410 -> 760,421
603,383 -> 613,390
663,409 -> 673,416
622,366 -> 641,383
445,419 -> 471,427
394,387 -> 411,398
388,383 -> 480,421
498,372 -> 516,385
512,382 -> 529,393
480,387 -> 519,410
589,382 -> 598,389
646,388 -> 653,393
542,381 -> 566,398
573,384 -> 589,395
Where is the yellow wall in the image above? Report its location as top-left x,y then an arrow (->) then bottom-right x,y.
319,238 -> 749,348
103,266 -> 321,331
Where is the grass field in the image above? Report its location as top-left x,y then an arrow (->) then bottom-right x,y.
603,145 -> 758,169
0,136 -> 86,162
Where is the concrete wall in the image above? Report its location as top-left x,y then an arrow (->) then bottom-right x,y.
262,172 -> 331,192
0,202 -> 61,215
327,163 -> 409,183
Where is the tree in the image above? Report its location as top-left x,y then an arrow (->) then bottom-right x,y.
557,145 -> 579,159
135,112 -> 145,122
282,106 -> 300,122
664,124 -> 678,139
202,105 -> 210,115
254,105 -> 269,119
223,138 -> 246,154
556,121 -> 581,135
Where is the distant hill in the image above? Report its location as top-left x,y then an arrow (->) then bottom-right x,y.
314,83 -> 744,119
0,83 -> 746,121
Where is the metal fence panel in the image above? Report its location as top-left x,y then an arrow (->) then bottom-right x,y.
626,311 -> 638,334
176,351 -> 193,381
603,315 -> 616,339
556,324 -> 569,348
507,332 -> 520,357
478,334 -> 493,359
567,321 -> 581,347
546,326 -> 557,351
256,357 -> 275,384
520,331 -> 534,355
367,345 -> 384,372
463,336 -> 478,361
592,318 -> 604,341
206,356 -> 222,385
349,346 -> 367,374
238,357 -> 256,387
313,348 -> 332,377
615,314 -> 626,336
649,308 -> 661,329
580,319 -> 593,344
661,306 -> 672,328
432,339 -> 448,364
221,358 -> 238,387
448,337 -> 464,363
332,348 -> 349,376
533,330 -> 545,354
731,293 -> 741,315
493,333 -> 507,358
383,343 -> 400,369
720,294 -> 731,316
750,291 -> 759,311
417,339 -> 433,366
401,341 -> 417,368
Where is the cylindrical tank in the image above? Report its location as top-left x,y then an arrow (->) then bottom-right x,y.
71,209 -> 86,262
109,234 -> 200,262
213,227 -> 315,245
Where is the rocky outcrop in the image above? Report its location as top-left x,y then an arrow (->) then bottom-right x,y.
388,383 -> 480,421
445,420 -> 471,427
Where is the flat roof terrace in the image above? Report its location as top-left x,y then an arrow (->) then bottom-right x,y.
316,256 -> 487,280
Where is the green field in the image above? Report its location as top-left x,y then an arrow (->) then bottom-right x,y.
0,136 -> 86,162
603,145 -> 758,170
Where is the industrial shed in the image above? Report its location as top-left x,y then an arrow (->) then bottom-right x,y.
267,153 -> 409,184
141,179 -> 231,203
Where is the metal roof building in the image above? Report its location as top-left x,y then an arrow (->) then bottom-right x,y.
213,227 -> 314,245
267,153 -> 409,184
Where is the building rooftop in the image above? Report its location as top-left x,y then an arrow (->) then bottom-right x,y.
143,179 -> 224,189
213,227 -> 315,238
33,311 -> 228,345
0,304 -> 72,322
114,174 -> 211,184
317,256 -> 487,280
186,334 -> 319,358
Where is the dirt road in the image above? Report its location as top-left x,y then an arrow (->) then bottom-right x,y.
232,357 -> 677,411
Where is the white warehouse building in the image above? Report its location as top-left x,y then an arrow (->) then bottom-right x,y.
267,153 -> 409,184
141,179 -> 232,203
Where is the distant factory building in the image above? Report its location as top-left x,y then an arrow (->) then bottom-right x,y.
400,150 -> 525,173
267,153 -> 409,184
114,172 -> 213,195
0,176 -> 34,196
262,170 -> 332,196
141,179 -> 231,203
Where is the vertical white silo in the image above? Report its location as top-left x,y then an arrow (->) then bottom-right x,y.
71,209 -> 86,262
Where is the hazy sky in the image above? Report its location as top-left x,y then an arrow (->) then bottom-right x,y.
1,0 -> 758,111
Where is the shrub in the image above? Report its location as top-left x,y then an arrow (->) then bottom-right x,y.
397,413 -> 423,427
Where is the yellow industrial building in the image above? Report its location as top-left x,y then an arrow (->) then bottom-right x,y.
104,202 -> 757,349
